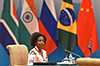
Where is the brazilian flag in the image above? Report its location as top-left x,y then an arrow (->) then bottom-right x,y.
57,0 -> 77,52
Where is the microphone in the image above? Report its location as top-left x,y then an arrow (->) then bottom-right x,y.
64,49 -> 81,58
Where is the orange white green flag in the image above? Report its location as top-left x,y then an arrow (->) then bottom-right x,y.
19,0 -> 39,51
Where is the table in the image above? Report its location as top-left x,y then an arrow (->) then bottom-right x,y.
25,64 -> 78,66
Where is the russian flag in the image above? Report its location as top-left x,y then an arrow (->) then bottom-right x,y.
39,0 -> 66,62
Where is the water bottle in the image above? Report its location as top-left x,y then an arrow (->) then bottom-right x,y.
69,54 -> 73,64
72,57 -> 75,64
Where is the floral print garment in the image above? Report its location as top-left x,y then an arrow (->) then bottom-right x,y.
28,46 -> 48,65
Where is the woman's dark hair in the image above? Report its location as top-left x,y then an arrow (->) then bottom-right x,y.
29,32 -> 46,47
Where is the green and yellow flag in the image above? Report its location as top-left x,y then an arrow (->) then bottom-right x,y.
57,0 -> 77,52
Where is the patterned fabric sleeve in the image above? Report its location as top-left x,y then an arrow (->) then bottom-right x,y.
28,50 -> 37,65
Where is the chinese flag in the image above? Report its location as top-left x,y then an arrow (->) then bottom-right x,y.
77,0 -> 99,57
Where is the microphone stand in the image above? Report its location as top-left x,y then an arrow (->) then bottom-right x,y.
64,49 -> 81,58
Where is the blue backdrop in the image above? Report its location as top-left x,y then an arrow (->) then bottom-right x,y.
0,0 -> 100,65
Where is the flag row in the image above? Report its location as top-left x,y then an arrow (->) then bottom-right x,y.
0,0 -> 99,66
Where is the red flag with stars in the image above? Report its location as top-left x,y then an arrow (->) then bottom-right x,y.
77,0 -> 99,57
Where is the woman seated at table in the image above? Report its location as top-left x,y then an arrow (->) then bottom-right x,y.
28,32 -> 48,65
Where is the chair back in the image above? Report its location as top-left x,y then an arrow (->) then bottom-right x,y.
6,45 -> 28,66
76,58 -> 100,66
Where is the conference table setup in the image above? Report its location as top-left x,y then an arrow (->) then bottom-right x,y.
25,62 -> 79,66
25,58 -> 100,66
25,64 -> 78,66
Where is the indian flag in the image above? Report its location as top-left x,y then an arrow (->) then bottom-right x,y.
19,0 -> 39,51
57,0 -> 77,52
